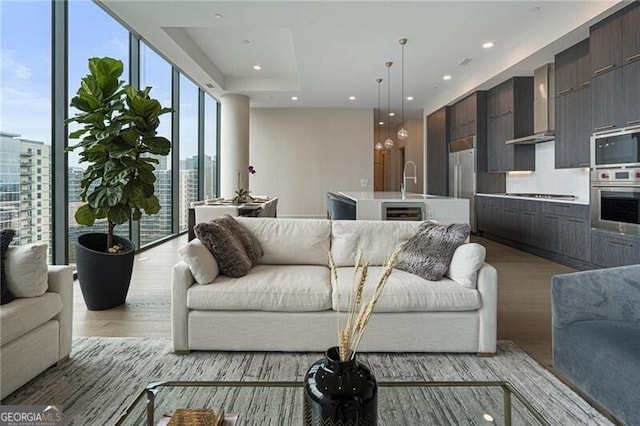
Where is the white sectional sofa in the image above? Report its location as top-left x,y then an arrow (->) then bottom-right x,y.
172,218 -> 497,354
1,265 -> 73,399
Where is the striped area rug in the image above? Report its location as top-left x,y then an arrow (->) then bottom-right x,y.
2,338 -> 612,425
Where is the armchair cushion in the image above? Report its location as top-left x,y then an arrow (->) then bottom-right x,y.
5,242 -> 49,298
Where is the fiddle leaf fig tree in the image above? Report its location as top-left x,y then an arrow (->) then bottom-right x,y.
66,57 -> 173,251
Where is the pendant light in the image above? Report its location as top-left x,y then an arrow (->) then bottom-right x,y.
397,38 -> 408,140
375,78 -> 384,151
384,61 -> 394,149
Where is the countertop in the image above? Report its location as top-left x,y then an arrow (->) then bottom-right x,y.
476,193 -> 589,205
338,191 -> 454,202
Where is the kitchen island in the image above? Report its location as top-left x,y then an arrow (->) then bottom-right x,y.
339,191 -> 469,224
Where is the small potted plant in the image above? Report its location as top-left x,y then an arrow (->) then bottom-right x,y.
66,57 -> 173,310
231,165 -> 257,204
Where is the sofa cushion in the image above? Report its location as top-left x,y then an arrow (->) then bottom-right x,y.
396,222 -> 470,281
332,266 -> 481,312
235,218 -> 331,266
187,265 -> 331,312
194,221 -> 252,277
178,238 -> 219,285
331,221 -> 421,266
5,242 -> 49,298
0,292 -> 63,345
445,243 -> 486,289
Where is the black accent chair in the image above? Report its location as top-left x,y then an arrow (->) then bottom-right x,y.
326,192 -> 356,220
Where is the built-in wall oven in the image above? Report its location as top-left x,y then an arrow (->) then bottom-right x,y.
591,169 -> 640,235
591,126 -> 640,235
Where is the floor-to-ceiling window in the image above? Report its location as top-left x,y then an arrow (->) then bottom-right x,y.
2,0 -> 219,263
139,42 -> 174,246
179,75 -> 199,231
67,0 -> 130,262
0,1 -> 53,259
204,95 -> 219,200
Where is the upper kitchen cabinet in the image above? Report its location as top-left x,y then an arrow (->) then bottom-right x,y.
426,107 -> 449,196
591,66 -> 625,132
449,92 -> 486,141
591,2 -> 640,76
486,78 -> 535,172
555,38 -> 590,96
590,11 -> 623,76
622,1 -> 640,65
556,87 -> 591,168
623,59 -> 640,127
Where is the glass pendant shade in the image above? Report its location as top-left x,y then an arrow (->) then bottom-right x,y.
398,38 -> 409,140
375,141 -> 384,150
384,138 -> 394,148
397,127 -> 408,140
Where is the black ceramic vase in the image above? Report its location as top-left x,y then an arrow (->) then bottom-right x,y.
303,346 -> 377,426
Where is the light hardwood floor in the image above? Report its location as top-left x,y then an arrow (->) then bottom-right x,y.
73,233 -> 573,368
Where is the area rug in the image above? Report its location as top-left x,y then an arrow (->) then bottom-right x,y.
3,338 -> 611,425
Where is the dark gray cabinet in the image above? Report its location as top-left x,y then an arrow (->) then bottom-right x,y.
591,230 -> 640,267
426,108 -> 449,196
449,94 -> 477,141
556,38 -> 590,96
555,87 -> 591,168
622,1 -> 640,65
477,196 -> 591,263
591,66 -> 624,132
623,59 -> 640,127
486,78 -> 535,172
590,11 -> 623,77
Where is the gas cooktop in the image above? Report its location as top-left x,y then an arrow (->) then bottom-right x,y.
505,193 -> 578,200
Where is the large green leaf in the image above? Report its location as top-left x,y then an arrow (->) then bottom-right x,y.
107,204 -> 130,225
143,137 -> 171,155
75,204 -> 96,226
88,186 -> 121,208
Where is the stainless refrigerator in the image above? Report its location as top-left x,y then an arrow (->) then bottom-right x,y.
448,136 -> 477,233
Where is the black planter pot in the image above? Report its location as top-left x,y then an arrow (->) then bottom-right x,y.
303,346 -> 378,426
75,233 -> 135,311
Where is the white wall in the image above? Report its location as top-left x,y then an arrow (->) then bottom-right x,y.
506,141 -> 590,202
250,108 -> 374,218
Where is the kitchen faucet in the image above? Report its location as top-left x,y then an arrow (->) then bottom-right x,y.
401,160 -> 417,197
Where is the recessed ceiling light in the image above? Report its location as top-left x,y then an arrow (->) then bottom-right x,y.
242,39 -> 251,45
406,96 -> 414,101
483,41 -> 494,49
253,65 -> 262,71
291,96 -> 298,101
379,121 -> 384,126
443,75 -> 452,81
389,112 -> 395,117
349,96 -> 356,101
215,13 -> 223,19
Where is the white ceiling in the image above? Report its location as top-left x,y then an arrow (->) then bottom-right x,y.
100,0 -> 625,124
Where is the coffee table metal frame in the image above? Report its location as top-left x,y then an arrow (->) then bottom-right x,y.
114,380 -> 550,426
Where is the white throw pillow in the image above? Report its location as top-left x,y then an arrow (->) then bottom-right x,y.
445,243 -> 486,289
178,239 -> 220,284
5,243 -> 49,298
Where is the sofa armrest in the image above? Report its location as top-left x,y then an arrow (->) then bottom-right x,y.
476,263 -> 497,354
552,265 -> 640,328
46,265 -> 73,359
172,261 -> 195,351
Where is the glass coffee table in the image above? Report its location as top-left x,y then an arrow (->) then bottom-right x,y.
115,380 -> 549,425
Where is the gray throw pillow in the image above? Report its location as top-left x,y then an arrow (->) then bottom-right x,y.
194,222 -> 252,278
395,222 -> 470,281
216,215 -> 263,266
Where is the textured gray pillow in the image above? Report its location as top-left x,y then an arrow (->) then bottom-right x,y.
216,215 -> 263,266
194,221 -> 252,278
395,222 -> 470,281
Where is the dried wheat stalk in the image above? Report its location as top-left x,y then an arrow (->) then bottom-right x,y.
330,247 -> 402,361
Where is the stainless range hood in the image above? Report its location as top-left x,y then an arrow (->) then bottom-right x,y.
505,63 -> 555,145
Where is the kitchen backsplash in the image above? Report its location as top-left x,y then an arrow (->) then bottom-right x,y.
505,141 -> 590,201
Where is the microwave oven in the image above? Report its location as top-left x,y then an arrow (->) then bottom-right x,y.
591,126 -> 640,169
